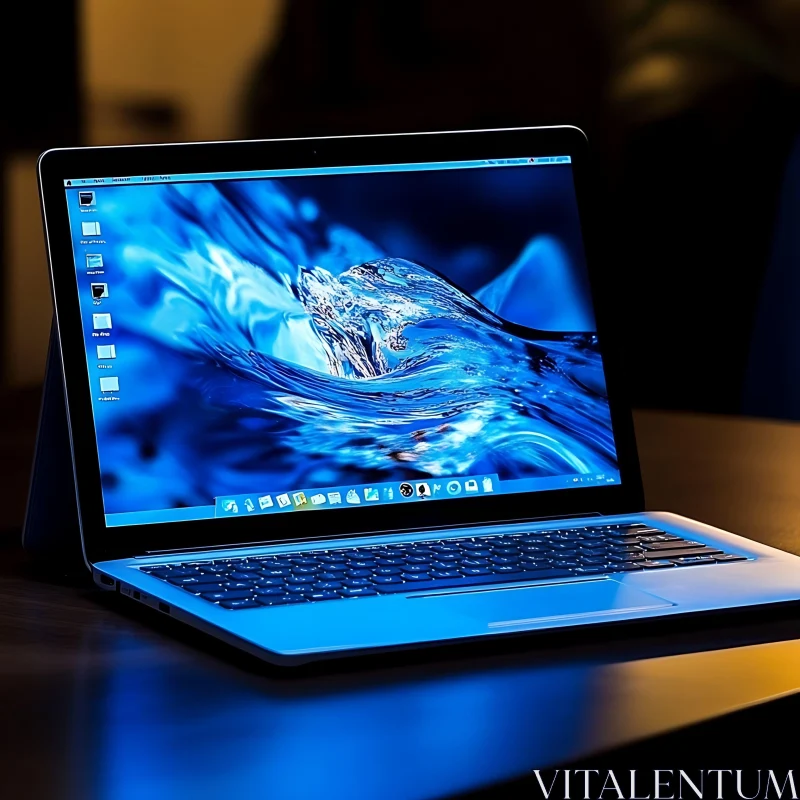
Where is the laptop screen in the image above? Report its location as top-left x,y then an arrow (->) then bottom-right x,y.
63,157 -> 621,528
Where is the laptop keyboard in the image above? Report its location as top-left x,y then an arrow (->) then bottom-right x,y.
137,523 -> 747,610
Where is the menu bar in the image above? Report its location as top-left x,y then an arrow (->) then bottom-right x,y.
64,156 -> 572,187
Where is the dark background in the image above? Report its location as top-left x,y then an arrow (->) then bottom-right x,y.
3,0 -> 800,429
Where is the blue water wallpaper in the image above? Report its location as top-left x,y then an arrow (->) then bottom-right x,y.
69,165 -> 618,516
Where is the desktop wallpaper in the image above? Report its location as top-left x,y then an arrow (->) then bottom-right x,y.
69,165 -> 618,516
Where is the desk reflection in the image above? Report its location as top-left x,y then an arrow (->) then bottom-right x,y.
57,621 -> 800,800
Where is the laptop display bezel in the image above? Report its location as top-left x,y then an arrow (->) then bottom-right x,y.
38,126 -> 644,564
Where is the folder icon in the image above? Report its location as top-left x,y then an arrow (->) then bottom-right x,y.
99,377 -> 119,392
92,313 -> 112,329
82,221 -> 101,236
96,345 -> 116,359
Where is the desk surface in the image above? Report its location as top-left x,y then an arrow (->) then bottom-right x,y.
1,404 -> 799,799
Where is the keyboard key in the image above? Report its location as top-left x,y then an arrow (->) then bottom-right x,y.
313,581 -> 343,590
221,581 -> 254,590
579,548 -> 607,557
430,570 -> 462,579
461,567 -> 492,576
575,566 -> 608,575
376,558 -> 406,566
642,540 -> 701,551
308,591 -> 340,602
345,569 -> 373,578
493,565 -> 521,573
219,598 -> 260,609
261,568 -> 292,577
285,575 -> 316,584
490,556 -> 519,565
372,575 -> 403,584
198,565 -> 229,574
319,571 -> 346,581
463,558 -> 491,567
373,566 -> 403,575
292,566 -> 321,575
339,586 -> 378,598
639,546 -> 722,560
671,556 -> 716,565
255,595 -> 307,606
316,554 -> 344,563
167,573 -> 220,587
714,554 -> 747,563
640,560 -> 675,569
180,582 -> 225,594
139,565 -> 170,574
639,535 -> 673,544
202,589 -> 252,601
349,560 -> 378,569
343,578 -> 373,587
255,577 -> 286,587
254,586 -> 285,596
286,583 -> 311,594
163,567 -> 200,577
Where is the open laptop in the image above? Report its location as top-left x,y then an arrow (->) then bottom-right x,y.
34,126 -> 800,665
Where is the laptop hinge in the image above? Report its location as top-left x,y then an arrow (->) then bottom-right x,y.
135,511 -> 610,558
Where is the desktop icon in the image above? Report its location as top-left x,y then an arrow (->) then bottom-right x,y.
91,282 -> 109,299
465,479 -> 478,493
364,487 -> 379,502
81,221 -> 102,236
86,254 -> 104,270
432,483 -> 442,495
383,486 -> 394,501
244,498 -> 256,513
99,376 -> 119,393
346,489 -> 361,504
222,499 -> 239,514
399,483 -> 413,498
96,344 -> 116,359
482,477 -> 494,493
293,492 -> 307,507
92,313 -> 112,330
328,491 -> 342,504
416,482 -> 431,498
276,493 -> 291,508
258,495 -> 273,510
78,191 -> 96,206
446,480 -> 461,495
311,493 -> 326,506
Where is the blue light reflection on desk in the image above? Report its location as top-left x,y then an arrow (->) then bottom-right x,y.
93,640 -> 596,800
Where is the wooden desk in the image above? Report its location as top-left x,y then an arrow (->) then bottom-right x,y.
1,403 -> 799,799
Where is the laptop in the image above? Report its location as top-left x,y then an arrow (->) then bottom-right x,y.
33,126 -> 800,665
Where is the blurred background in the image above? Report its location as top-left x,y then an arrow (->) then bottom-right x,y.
3,0 -> 800,416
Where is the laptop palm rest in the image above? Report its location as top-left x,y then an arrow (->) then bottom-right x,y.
414,579 -> 675,628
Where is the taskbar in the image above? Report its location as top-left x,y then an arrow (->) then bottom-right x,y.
215,474 -> 500,518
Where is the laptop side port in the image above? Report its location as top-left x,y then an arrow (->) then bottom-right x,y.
93,568 -> 118,591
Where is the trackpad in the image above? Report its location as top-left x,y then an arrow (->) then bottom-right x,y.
420,579 -> 674,628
